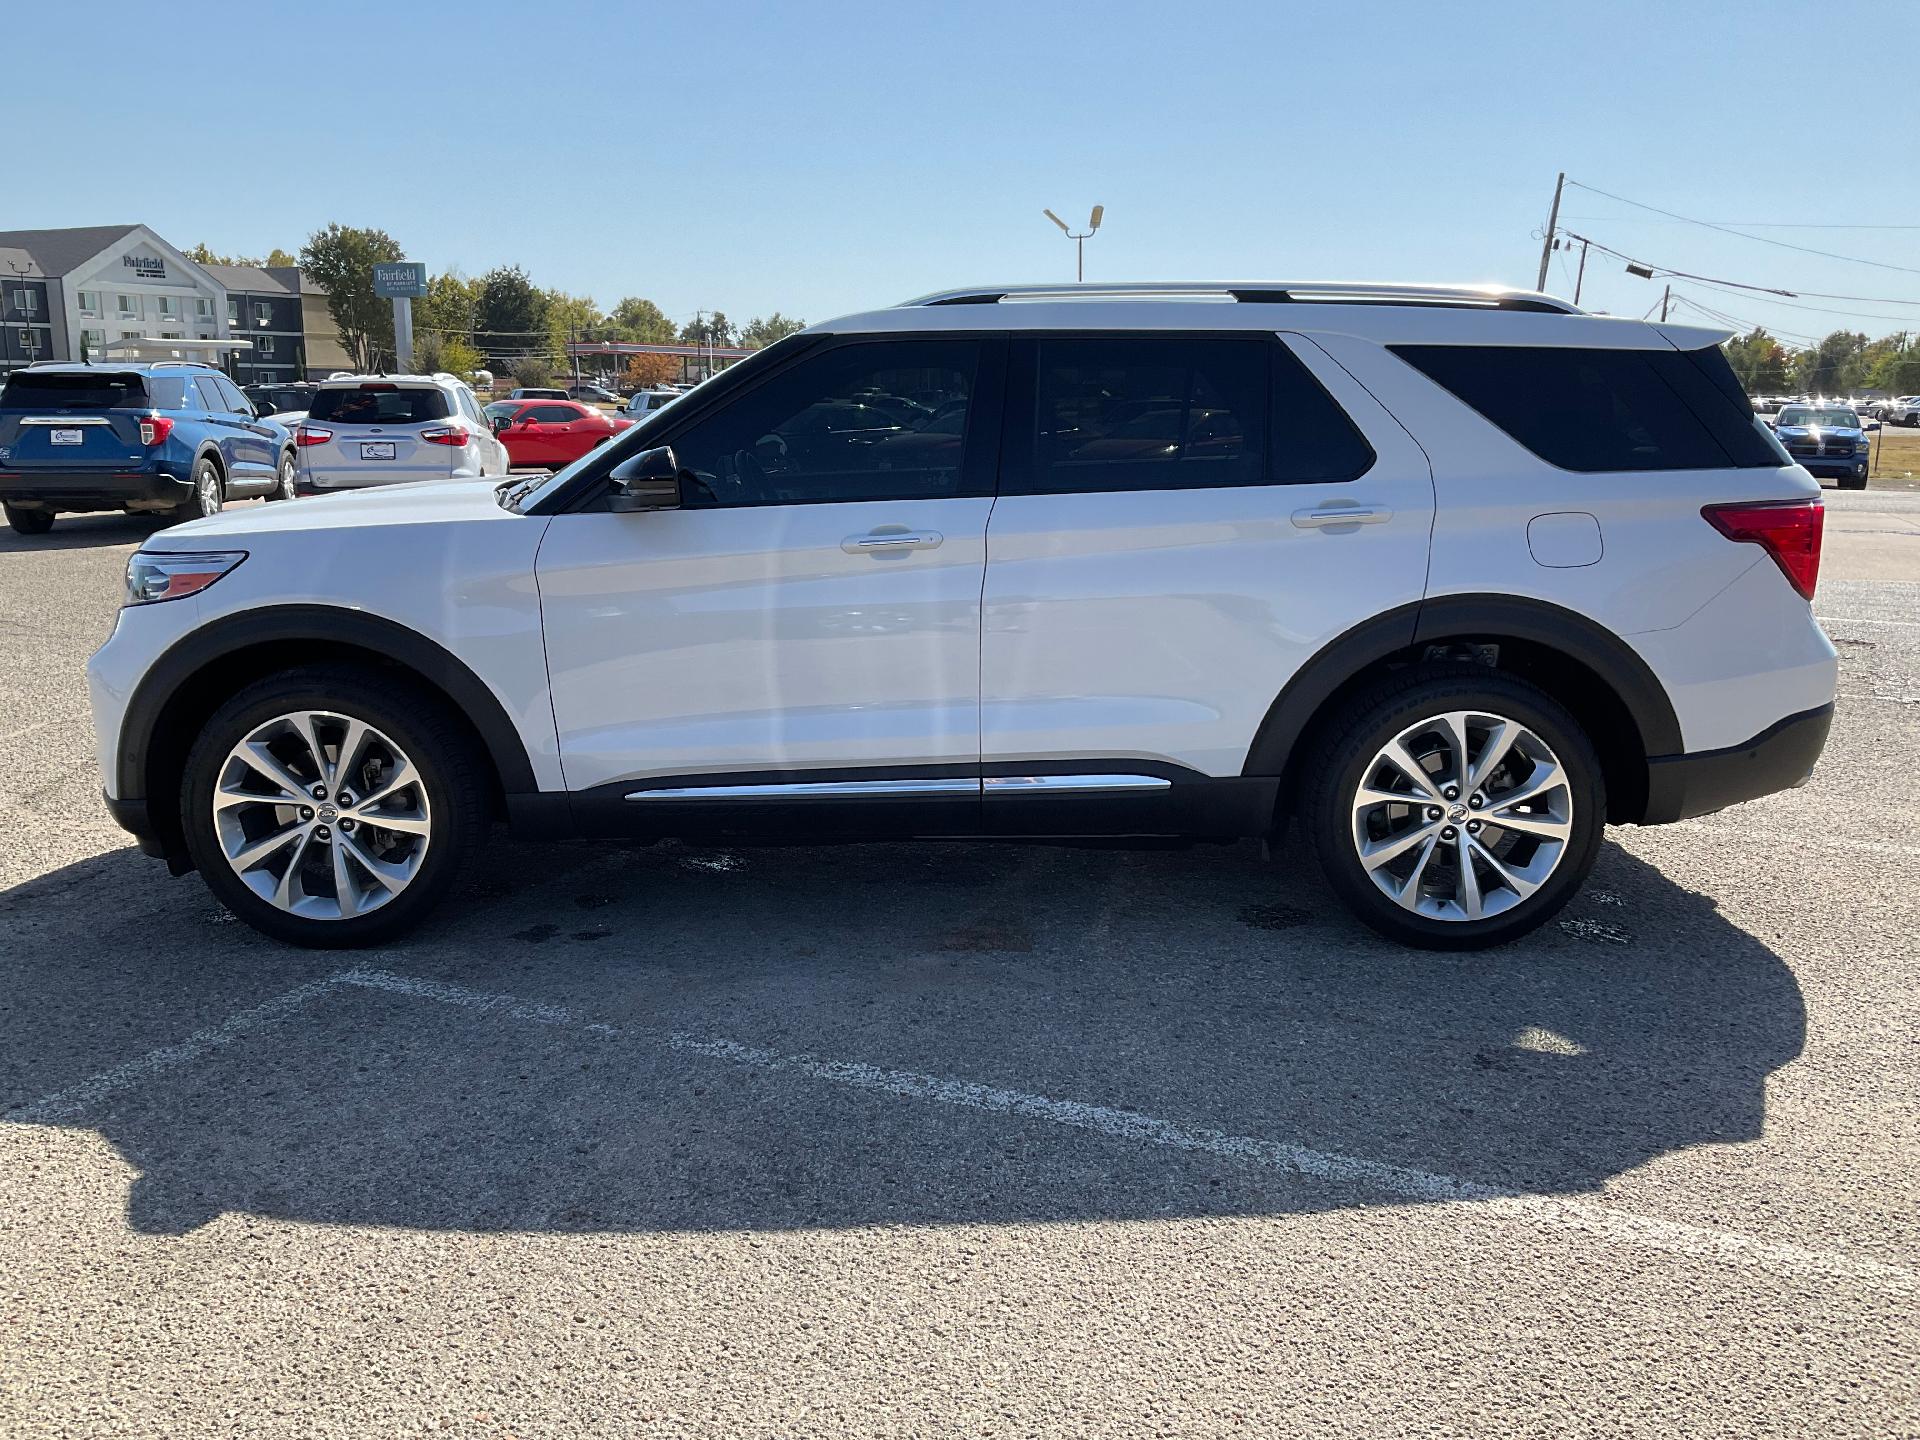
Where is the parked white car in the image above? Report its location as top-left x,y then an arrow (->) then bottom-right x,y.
292,373 -> 509,493
620,388 -> 681,420
89,281 -> 1836,950
1883,396 -> 1920,427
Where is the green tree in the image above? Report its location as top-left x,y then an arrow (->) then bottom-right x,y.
476,265 -> 548,369
543,289 -> 605,371
506,356 -> 555,389
187,242 -> 299,269
1724,328 -> 1791,394
680,311 -> 734,347
739,312 -> 806,349
299,223 -> 406,372
1791,330 -> 1870,397
607,296 -> 677,343
416,270 -> 483,345
264,247 -> 297,268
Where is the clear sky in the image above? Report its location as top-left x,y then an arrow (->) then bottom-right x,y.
11,0 -> 1920,342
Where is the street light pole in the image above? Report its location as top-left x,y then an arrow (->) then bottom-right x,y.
1044,205 -> 1105,283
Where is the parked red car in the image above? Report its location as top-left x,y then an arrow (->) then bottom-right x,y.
484,399 -> 633,468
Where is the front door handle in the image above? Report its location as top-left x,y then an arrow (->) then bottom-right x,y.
842,530 -> 943,554
1292,504 -> 1393,529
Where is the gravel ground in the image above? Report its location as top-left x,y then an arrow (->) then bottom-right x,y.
1,488 -> 1915,1438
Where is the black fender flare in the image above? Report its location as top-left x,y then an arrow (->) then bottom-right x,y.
117,604 -> 539,801
1241,594 -> 1681,777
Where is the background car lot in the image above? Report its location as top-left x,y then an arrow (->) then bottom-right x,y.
1,494 -> 1916,1435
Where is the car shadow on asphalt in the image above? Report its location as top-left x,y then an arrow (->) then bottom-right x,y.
0,513 -> 166,553
0,834 -> 1805,1237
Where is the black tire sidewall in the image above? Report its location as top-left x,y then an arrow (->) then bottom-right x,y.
179,669 -> 485,947
272,451 -> 297,501
1308,669 -> 1606,951
4,504 -> 54,535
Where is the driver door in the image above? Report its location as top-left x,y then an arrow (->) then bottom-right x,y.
535,334 -> 1005,829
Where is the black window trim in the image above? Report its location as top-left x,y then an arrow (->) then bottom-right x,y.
1000,329 -> 1377,499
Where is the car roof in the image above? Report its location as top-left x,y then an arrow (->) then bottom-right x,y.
805,281 -> 1731,351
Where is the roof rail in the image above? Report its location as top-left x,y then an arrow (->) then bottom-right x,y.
903,282 -> 1582,315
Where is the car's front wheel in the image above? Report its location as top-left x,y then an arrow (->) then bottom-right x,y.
1303,667 -> 1605,950
4,503 -> 54,536
179,667 -> 488,946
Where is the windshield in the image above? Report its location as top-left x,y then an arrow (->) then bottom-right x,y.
1777,408 -> 1858,428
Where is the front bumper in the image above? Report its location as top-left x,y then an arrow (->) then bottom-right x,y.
0,467 -> 192,511
1641,703 -> 1834,824
1797,458 -> 1869,479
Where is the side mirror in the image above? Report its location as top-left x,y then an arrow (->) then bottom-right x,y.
608,445 -> 682,512
490,414 -> 512,435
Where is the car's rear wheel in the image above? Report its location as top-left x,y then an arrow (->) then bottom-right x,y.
268,450 -> 297,502
175,456 -> 224,523
1303,666 -> 1605,950
4,503 -> 54,536
180,667 -> 489,947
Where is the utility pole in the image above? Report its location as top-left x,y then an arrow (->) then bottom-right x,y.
1572,238 -> 1590,306
1534,171 -> 1565,293
1660,284 -> 1671,322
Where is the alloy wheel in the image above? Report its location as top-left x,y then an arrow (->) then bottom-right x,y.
1350,710 -> 1573,922
211,710 -> 432,920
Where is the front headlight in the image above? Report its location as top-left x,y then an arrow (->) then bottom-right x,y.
124,550 -> 247,606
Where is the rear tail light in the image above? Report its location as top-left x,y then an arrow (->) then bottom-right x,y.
1703,499 -> 1824,600
420,426 -> 470,447
293,425 -> 333,447
138,414 -> 174,446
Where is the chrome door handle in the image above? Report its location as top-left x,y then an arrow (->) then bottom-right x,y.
1292,504 -> 1393,529
842,530 -> 943,554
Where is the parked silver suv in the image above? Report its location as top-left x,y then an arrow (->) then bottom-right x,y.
293,374 -> 509,493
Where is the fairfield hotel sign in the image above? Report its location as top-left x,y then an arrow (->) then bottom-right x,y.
122,253 -> 166,279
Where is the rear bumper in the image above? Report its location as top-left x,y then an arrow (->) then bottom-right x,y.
0,468 -> 191,510
1641,703 -> 1834,824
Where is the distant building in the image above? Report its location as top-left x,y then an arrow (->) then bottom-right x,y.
0,224 -> 344,381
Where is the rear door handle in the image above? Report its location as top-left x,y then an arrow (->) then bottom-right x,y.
842,530 -> 943,554
1292,504 -> 1393,529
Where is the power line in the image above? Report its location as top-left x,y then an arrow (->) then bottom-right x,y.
1558,213 -> 1920,232
1565,179 -> 1920,276
1561,229 -> 1920,309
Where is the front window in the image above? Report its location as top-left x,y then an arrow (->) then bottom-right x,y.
1776,408 -> 1858,429
669,338 -> 981,506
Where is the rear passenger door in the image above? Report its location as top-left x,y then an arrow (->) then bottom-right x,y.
202,373 -> 277,490
981,332 -> 1434,812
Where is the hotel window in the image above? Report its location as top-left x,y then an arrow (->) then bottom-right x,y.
160,331 -> 183,340
20,328 -> 40,354
259,334 -> 277,357
227,297 -> 239,323
12,289 -> 38,315
195,297 -> 213,318
82,328 -> 105,350
118,295 -> 138,316
254,302 -> 272,327
78,290 -> 101,314
156,296 -> 178,318
120,330 -> 141,340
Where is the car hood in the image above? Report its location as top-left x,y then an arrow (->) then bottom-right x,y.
150,478 -> 529,547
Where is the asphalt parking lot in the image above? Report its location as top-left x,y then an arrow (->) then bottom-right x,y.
2,492 -> 1916,1438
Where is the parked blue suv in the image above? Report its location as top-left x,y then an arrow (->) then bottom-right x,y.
0,362 -> 297,536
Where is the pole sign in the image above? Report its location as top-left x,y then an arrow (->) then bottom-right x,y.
372,262 -> 427,298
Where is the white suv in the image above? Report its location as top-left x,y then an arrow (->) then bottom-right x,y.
293,373 -> 508,493
88,282 -> 1836,950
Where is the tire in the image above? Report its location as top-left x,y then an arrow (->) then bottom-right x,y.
4,503 -> 54,536
1302,665 -> 1606,951
178,665 -> 489,947
174,455 -> 224,523
268,449 -> 297,502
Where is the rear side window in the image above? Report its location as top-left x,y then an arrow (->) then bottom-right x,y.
1007,336 -> 1372,496
0,371 -> 149,409
307,386 -> 451,424
1393,344 -> 1787,471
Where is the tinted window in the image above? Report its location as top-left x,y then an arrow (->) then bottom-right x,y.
1030,338 -> 1263,494
525,404 -> 581,423
669,339 -> 980,506
0,371 -> 149,409
1394,344 -> 1787,471
307,386 -> 452,424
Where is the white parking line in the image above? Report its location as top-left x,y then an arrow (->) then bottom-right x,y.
1819,613 -> 1920,629
11,967 -> 1915,1294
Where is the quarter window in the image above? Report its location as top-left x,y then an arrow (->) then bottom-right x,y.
1393,344 -> 1787,472
668,338 -> 981,506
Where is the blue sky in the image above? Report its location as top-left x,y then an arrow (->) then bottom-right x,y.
13,0 -> 1920,342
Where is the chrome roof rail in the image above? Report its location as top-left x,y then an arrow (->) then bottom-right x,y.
902,281 -> 1582,315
